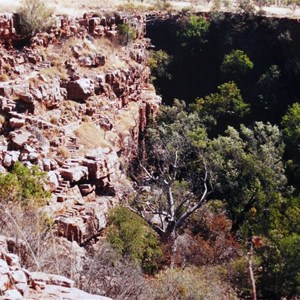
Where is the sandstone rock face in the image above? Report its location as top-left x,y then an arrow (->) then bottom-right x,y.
0,11 -> 161,247
9,117 -> 25,129
60,165 -> 89,182
67,78 -> 95,101
0,235 -> 111,300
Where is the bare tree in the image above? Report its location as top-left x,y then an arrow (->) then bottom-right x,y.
129,102 -> 214,241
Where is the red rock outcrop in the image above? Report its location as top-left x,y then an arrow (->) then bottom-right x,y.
0,12 -> 161,246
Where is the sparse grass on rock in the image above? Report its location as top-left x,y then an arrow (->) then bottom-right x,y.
74,122 -> 111,153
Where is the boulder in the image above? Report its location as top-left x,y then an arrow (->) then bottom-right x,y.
82,158 -> 106,180
79,183 -> 95,196
0,259 -> 9,274
2,152 -> 12,167
9,131 -> 33,149
2,289 -> 23,300
60,166 -> 88,182
10,270 -> 27,284
67,78 -> 94,101
9,118 -> 25,129
0,274 -> 10,292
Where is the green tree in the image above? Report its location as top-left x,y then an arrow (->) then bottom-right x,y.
177,15 -> 210,55
107,206 -> 162,273
220,49 -> 254,82
257,65 -> 281,113
258,195 -> 300,299
17,0 -> 55,39
281,102 -> 300,187
117,23 -> 136,46
192,81 -> 249,128
282,102 -> 300,153
209,122 -> 287,235
148,50 -> 172,82
131,100 -> 212,240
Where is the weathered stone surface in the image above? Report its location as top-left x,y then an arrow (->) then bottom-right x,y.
2,152 -> 12,167
0,259 -> 9,274
79,183 -> 95,195
0,274 -> 10,292
67,78 -> 94,101
9,131 -> 33,149
2,289 -> 23,300
9,118 -> 25,129
60,166 -> 89,182
82,158 -> 106,180
2,253 -> 19,267
10,270 -> 27,284
31,272 -> 74,288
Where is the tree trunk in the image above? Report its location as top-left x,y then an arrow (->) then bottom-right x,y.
248,243 -> 257,300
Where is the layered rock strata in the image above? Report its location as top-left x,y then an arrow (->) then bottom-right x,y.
0,12 -> 161,246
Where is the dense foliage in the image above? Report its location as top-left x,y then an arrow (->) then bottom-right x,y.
107,206 -> 162,273
144,12 -> 300,299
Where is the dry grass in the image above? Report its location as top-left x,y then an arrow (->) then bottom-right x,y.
57,146 -> 71,159
0,114 -> 5,125
74,122 -> 111,153
0,203 -> 85,280
0,74 -> 9,82
115,102 -> 139,134
40,66 -> 68,81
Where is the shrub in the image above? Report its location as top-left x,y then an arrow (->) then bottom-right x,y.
0,161 -> 50,207
57,146 -> 70,159
220,49 -> 254,81
107,206 -> 163,274
79,241 -> 152,299
149,266 -> 239,300
117,23 -> 136,46
17,0 -> 55,39
0,203 -> 84,280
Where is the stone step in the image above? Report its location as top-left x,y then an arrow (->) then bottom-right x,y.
56,195 -> 67,202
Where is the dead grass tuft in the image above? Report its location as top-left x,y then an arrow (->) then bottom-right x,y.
0,74 -> 9,82
0,114 -> 5,125
57,146 -> 71,159
74,122 -> 111,153
115,102 -> 139,134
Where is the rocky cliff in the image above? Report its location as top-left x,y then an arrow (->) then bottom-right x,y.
0,11 -> 161,299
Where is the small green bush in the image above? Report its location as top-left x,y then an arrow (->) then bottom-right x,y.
220,49 -> 254,81
117,24 -> 136,46
0,161 -> 50,207
107,206 -> 162,274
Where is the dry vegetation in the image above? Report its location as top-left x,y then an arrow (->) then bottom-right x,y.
0,203 -> 85,280
74,122 -> 111,153
115,102 -> 139,134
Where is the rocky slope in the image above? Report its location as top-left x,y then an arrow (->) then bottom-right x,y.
0,11 -> 161,299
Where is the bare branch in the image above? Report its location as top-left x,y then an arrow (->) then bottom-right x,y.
174,161 -> 210,230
